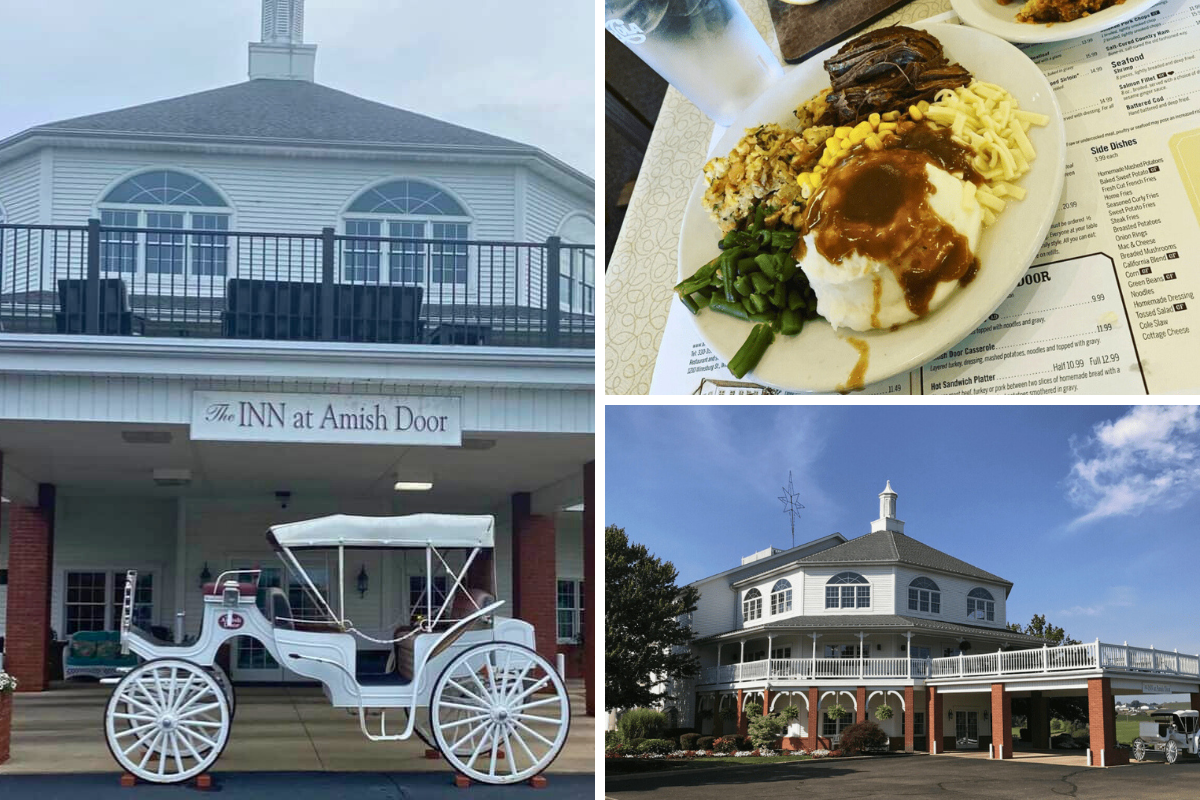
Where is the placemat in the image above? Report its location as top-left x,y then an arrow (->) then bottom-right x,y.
768,0 -> 914,63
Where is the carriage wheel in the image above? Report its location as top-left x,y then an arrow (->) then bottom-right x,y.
1133,738 -> 1147,762
431,642 -> 570,785
104,658 -> 232,784
1166,739 -> 1179,764
402,707 -> 438,751
208,663 -> 237,721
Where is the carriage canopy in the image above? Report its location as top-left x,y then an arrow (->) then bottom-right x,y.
267,513 -> 494,550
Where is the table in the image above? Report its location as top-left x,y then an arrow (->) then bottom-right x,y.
604,0 -> 954,394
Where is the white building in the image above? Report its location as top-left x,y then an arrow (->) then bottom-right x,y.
0,0 -> 595,715
667,483 -> 1200,766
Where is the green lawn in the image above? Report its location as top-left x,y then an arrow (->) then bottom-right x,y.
1008,716 -> 1155,747
606,755 -> 812,774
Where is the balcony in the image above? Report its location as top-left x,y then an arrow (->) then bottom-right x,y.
0,221 -> 594,349
696,641 -> 1200,687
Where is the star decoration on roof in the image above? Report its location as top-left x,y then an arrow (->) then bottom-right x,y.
779,470 -> 805,548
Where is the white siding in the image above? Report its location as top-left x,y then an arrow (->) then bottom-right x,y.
690,576 -> 735,640
0,152 -> 41,223
798,566 -> 896,617
523,171 -> 590,244
894,566 -> 1008,630
554,511 -> 584,580
0,509 -> 8,640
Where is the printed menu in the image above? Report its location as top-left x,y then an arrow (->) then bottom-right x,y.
649,0 -> 1200,394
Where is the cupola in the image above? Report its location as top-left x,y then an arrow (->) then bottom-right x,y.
249,0 -> 317,82
870,480 -> 904,533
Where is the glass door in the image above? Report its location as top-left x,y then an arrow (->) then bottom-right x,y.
228,557 -> 329,683
955,710 -> 979,750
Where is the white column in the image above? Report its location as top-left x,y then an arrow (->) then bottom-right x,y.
173,497 -> 187,643
717,645 -> 722,668
906,632 -> 914,678
859,632 -> 866,679
740,640 -> 746,663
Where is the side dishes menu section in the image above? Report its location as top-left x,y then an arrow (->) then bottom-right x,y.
649,0 -> 1200,394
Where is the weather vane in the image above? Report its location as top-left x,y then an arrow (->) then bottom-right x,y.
778,470 -> 805,548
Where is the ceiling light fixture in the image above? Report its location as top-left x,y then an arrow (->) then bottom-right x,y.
394,480 -> 434,492
562,502 -> 585,512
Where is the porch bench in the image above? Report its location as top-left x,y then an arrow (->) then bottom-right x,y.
63,630 -> 138,681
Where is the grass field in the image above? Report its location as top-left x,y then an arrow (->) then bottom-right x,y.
1010,715 -> 1160,746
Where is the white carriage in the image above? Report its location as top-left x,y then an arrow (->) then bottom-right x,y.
102,513 -> 570,785
1133,710 -> 1200,764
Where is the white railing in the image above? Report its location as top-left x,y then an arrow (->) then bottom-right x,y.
1098,642 -> 1200,677
698,656 -> 917,684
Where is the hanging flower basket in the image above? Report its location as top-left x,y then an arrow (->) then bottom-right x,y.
827,703 -> 849,720
0,670 -> 16,766
875,705 -> 894,721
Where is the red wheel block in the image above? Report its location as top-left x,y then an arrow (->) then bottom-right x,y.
425,748 -> 441,759
529,775 -> 548,789
119,773 -> 137,788
454,775 -> 471,788
195,774 -> 213,790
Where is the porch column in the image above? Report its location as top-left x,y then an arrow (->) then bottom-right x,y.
807,686 -> 820,750
856,685 -> 867,723
4,483 -> 56,692
1029,691 -> 1050,749
510,492 -> 557,666
1087,677 -> 1128,766
736,688 -> 747,736
583,460 -> 595,716
991,683 -> 1012,759
1191,691 -> 1200,712
904,685 -> 915,752
763,686 -> 771,716
928,685 -> 943,753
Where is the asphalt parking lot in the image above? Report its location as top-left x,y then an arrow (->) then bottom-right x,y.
605,753 -> 1200,799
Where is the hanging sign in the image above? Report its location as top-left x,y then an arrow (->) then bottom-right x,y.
191,391 -> 462,446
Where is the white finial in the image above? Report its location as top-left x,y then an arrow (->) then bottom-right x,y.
871,480 -> 904,534
250,0 -> 316,81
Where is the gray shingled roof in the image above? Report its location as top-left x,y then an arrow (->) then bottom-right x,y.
797,530 -> 1011,586
698,615 -> 1044,644
26,79 -> 540,153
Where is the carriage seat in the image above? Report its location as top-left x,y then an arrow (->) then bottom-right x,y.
392,588 -> 495,681
265,587 -> 293,630
203,581 -> 259,597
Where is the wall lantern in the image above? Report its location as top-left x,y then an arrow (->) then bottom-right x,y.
877,643 -> 882,650
948,710 -> 954,720
199,562 -> 212,588
356,565 -> 369,598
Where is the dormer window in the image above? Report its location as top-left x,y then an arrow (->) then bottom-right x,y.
770,579 -> 792,615
968,588 -> 995,621
825,572 -> 869,609
743,588 -> 762,622
908,577 -> 941,614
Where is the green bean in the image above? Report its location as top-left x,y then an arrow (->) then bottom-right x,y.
708,296 -> 751,321
755,253 -> 780,280
750,272 -> 773,294
746,293 -> 769,315
674,257 -> 720,296
781,308 -> 804,336
679,292 -> 700,315
734,275 -> 754,297
728,323 -> 774,379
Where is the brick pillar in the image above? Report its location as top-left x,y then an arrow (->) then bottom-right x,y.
763,687 -> 771,717
1191,692 -> 1200,712
856,685 -> 867,723
928,686 -> 943,753
582,461 -> 594,717
1088,677 -> 1128,766
904,685 -> 915,753
1029,692 -> 1050,749
510,493 -> 557,665
736,688 -> 747,736
5,484 -> 56,692
807,686 -> 820,750
991,683 -> 1012,759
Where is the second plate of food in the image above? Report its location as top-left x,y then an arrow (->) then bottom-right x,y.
952,0 -> 1160,43
676,22 -> 1065,393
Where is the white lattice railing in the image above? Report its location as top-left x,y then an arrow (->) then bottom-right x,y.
699,656 -> 919,684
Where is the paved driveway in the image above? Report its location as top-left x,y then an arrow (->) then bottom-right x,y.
605,753 -> 1200,800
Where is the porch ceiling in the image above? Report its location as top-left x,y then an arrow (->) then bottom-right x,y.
0,419 -> 590,510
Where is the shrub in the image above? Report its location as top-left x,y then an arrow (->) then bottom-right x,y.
637,738 -> 675,756
837,720 -> 889,755
781,704 -> 800,722
618,708 -> 669,741
737,735 -> 754,751
605,743 -> 630,758
826,703 -> 849,721
605,729 -> 622,749
713,735 -> 739,754
627,737 -> 647,751
744,701 -> 763,718
748,713 -> 786,748
696,736 -> 715,751
0,671 -> 16,693
874,705 -> 894,721
681,732 -> 701,750
711,708 -> 725,737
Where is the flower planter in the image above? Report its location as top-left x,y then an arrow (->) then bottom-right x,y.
0,691 -> 12,766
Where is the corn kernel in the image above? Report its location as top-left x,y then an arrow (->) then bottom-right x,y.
853,121 -> 873,136
835,126 -> 852,138
918,100 -> 930,112
848,130 -> 867,145
868,112 -> 881,127
882,111 -> 900,122
908,105 -> 923,121
878,122 -> 898,133
865,134 -> 883,151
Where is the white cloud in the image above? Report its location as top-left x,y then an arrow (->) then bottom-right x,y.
1058,585 -> 1136,617
1065,406 -> 1200,528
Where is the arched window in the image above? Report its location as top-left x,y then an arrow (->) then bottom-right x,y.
825,572 -> 869,609
342,179 -> 471,285
908,577 -> 941,614
770,579 -> 792,615
967,588 -> 995,621
743,588 -> 762,622
98,170 -> 230,277
556,214 -> 595,316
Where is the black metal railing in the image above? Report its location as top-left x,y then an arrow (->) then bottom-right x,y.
0,221 -> 595,349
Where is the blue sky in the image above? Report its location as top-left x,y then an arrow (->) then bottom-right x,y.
606,405 -> 1200,663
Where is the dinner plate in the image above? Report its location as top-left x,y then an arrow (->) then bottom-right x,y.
676,23 -> 1065,393
952,0 -> 1160,43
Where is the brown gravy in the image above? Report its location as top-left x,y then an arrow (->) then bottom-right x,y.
837,337 -> 871,394
804,125 -> 981,320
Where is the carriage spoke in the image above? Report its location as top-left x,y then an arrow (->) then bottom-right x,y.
512,719 -> 555,748
177,727 -> 204,762
439,712 -> 493,729
139,732 -> 163,770
113,710 -> 157,722
503,659 -> 534,705
438,699 -> 491,714
123,725 -> 161,756
510,723 -> 539,771
170,673 -> 196,712
178,723 -> 219,751
131,680 -> 163,714
488,729 -> 499,778
449,719 -> 492,753
464,725 -> 494,771
515,696 -> 563,711
170,733 -> 185,775
501,725 -> 518,776
510,675 -> 551,704
445,678 -> 491,709
515,713 -> 564,724
467,668 -> 493,705
177,702 -> 222,719
173,683 -> 211,717
114,721 -> 159,739
179,720 -> 225,729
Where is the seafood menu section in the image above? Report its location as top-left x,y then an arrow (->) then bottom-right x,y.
648,3 -> 1200,395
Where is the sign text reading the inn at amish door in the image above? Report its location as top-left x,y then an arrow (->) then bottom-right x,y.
191,391 -> 462,446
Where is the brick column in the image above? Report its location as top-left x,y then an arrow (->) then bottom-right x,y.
736,688 -> 747,735
807,686 -> 820,750
4,484 -> 56,692
1088,677 -> 1128,766
856,685 -> 867,723
991,683 -> 1012,759
904,685 -> 915,752
762,687 -> 771,717
510,493 -> 557,666
1029,691 -> 1050,749
928,686 -> 943,753
582,461 -> 594,717
1191,692 -> 1200,712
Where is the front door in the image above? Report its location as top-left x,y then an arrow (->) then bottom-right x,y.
955,710 -> 979,750
229,558 -> 329,683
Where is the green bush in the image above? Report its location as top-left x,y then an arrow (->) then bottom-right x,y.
696,736 -> 715,751
618,708 -> 668,742
837,720 -> 888,755
712,735 -> 739,754
748,713 -> 786,748
827,703 -> 849,720
745,701 -> 763,718
627,737 -> 647,750
680,732 -> 701,750
874,705 -> 894,721
605,729 -> 622,748
781,704 -> 801,722
637,738 -> 675,755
